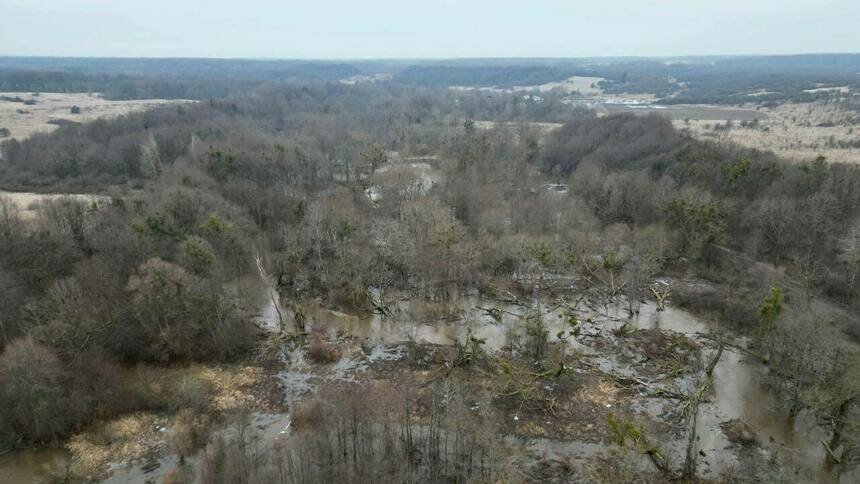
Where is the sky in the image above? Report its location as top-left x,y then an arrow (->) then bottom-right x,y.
1,0 -> 858,59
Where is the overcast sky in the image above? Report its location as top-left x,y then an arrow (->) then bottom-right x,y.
1,0 -> 858,58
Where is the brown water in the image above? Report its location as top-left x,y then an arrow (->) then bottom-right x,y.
599,302 -> 831,479
0,290 -> 840,482
0,448 -> 70,483
303,293 -> 588,353
272,292 -> 838,481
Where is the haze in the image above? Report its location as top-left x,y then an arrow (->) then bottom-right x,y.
1,0 -> 858,58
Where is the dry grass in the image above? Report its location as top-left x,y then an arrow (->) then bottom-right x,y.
474,120 -> 563,135
189,365 -> 268,412
67,413 -> 167,479
127,364 -> 269,413
0,92 -> 188,141
577,378 -> 621,407
527,75 -> 606,95
450,75 -> 606,96
0,190 -> 107,220
64,364 -> 270,479
674,100 -> 860,164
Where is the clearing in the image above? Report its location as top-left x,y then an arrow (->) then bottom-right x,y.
0,92 -> 187,142
673,100 -> 860,163
0,190 -> 108,219
451,75 -> 606,96
524,75 -> 606,95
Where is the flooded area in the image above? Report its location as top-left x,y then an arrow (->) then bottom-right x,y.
259,288 -> 841,482
0,286 -> 843,482
0,448 -> 71,483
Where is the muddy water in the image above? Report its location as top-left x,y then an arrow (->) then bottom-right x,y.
0,448 -> 70,483
611,304 -> 832,481
700,348 -> 829,480
303,293 -> 586,353
265,292 -> 838,481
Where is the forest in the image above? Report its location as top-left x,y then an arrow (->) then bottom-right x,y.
1,64 -> 860,483
3,53 -> 860,103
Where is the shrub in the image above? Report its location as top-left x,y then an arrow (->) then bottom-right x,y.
167,410 -> 204,461
168,374 -> 213,413
127,258 -> 254,361
0,338 -> 77,444
307,336 -> 340,364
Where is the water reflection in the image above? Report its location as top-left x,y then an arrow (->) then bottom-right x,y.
262,292 -> 837,481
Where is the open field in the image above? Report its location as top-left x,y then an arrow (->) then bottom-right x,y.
451,75 -> 606,96
604,103 -> 765,121
0,92 -> 186,141
525,75 -> 605,95
0,189 -> 107,219
672,100 -> 860,163
473,119 -> 564,134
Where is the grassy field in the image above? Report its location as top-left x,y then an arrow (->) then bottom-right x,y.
528,75 -> 605,95
672,101 -> 860,163
602,103 -> 765,121
0,190 -> 107,219
0,92 -> 186,141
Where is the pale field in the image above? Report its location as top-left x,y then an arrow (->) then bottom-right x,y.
451,75 -> 607,96
600,102 -> 761,120
0,92 -> 186,141
473,120 -> 563,135
673,100 -> 860,164
802,85 -> 850,94
0,190 -> 107,219
523,75 -> 606,95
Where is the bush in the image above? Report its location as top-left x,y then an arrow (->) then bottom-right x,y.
127,258 -> 255,362
168,374 -> 213,413
307,336 -> 340,364
0,338 -> 78,445
167,410 -> 205,461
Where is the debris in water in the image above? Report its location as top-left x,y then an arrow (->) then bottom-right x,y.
279,418 -> 292,435
368,344 -> 405,362
721,419 -> 758,445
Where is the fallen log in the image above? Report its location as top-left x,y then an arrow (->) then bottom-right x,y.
821,439 -> 841,465
682,344 -> 723,480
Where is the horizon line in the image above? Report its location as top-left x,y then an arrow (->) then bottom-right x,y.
1,52 -> 860,63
